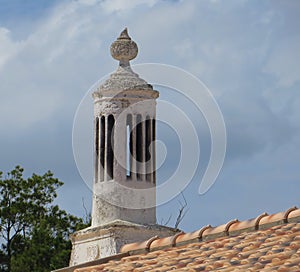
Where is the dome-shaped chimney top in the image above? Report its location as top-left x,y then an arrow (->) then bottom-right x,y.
93,28 -> 159,98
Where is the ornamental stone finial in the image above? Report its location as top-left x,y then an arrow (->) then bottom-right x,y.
110,28 -> 138,65
94,28 -> 158,95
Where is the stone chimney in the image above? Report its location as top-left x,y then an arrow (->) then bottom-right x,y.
68,29 -> 178,267
91,28 -> 158,227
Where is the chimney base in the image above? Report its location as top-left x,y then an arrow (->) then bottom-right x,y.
69,220 -> 179,267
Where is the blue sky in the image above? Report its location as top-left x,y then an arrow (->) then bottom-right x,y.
0,0 -> 299,232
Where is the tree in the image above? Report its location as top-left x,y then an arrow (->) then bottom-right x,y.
0,166 -> 88,272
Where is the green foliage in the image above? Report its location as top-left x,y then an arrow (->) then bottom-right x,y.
0,166 -> 89,272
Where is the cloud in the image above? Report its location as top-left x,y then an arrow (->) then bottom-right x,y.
100,0 -> 159,13
0,0 -> 299,229
0,27 -> 23,69
263,37 -> 300,88
0,1 -> 105,132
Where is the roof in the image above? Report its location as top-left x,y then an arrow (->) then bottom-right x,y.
74,207 -> 300,271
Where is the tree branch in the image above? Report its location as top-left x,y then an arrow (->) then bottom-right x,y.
174,192 -> 189,230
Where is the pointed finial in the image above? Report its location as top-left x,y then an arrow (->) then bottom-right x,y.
118,28 -> 130,40
110,28 -> 138,66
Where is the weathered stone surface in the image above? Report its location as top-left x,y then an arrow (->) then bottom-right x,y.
67,29 -> 172,269
96,65 -> 155,93
93,28 -> 158,97
91,29 -> 159,227
69,221 -> 178,266
110,28 -> 138,62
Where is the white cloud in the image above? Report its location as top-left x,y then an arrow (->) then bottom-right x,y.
0,0 -> 298,153
0,0 -> 298,156
77,0 -> 99,6
263,36 -> 300,88
0,0 -> 299,229
0,27 -> 23,70
100,0 -> 159,13
0,92 -> 63,130
0,1 -> 105,131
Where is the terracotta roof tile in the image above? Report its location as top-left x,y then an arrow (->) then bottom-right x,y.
289,208 -> 300,220
74,207 -> 300,272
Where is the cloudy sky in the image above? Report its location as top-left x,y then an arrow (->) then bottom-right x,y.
0,0 -> 299,232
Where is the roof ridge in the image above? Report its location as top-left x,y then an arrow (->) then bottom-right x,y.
120,206 -> 300,254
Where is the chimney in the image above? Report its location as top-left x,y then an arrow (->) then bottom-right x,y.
68,29 -> 178,267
